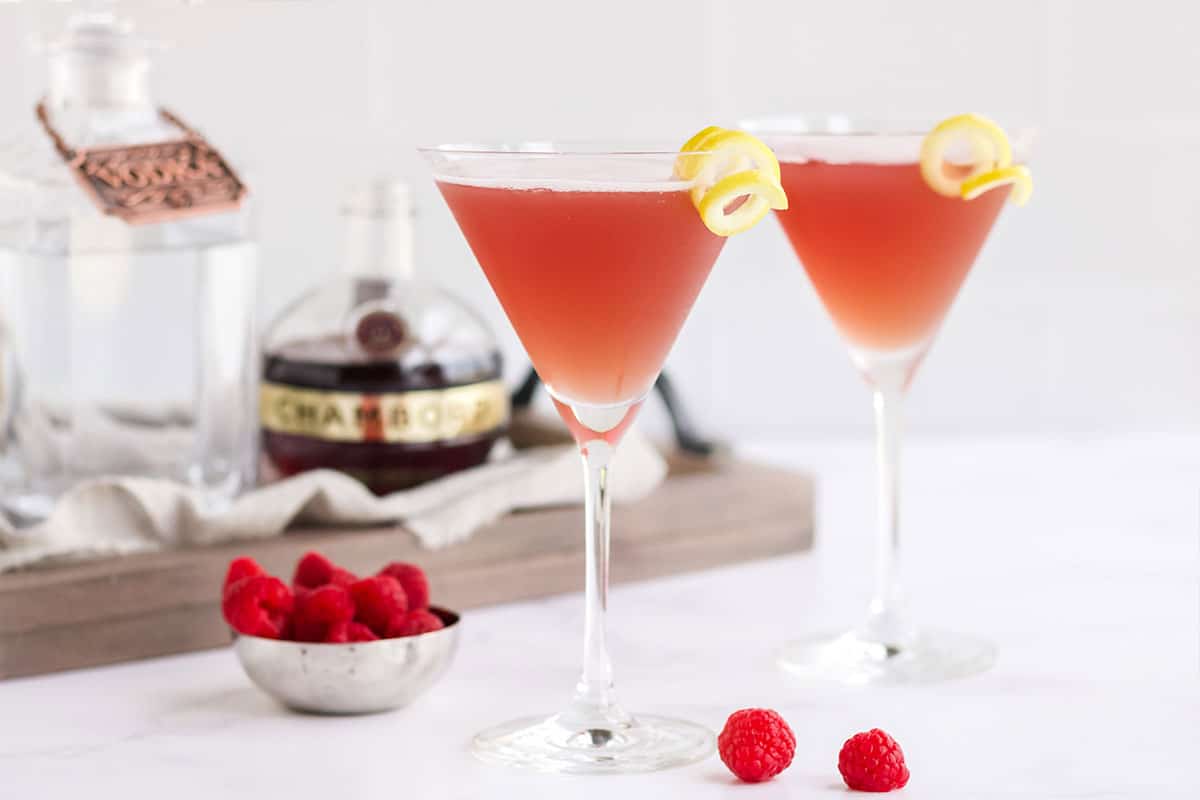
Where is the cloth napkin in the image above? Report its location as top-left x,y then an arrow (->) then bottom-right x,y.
0,431 -> 667,574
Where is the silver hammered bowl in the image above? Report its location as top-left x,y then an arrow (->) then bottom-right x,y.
233,607 -> 460,714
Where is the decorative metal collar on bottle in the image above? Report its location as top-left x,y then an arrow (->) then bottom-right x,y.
36,101 -> 248,225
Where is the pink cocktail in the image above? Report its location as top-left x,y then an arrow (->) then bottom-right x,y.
747,115 -> 1032,685
425,144 -> 733,774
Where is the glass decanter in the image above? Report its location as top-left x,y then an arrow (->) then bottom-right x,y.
0,6 -> 257,522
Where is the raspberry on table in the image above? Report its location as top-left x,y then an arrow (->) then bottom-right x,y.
350,575 -> 409,636
223,557 -> 265,598
838,728 -> 910,792
292,584 -> 356,642
378,562 -> 430,610
222,575 -> 293,639
717,708 -> 796,783
386,609 -> 444,638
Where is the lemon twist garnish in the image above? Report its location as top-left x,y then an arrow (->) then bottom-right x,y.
919,113 -> 1032,206
961,165 -> 1033,206
675,126 -> 788,236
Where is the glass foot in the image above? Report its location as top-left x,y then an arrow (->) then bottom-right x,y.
777,628 -> 996,685
471,709 -> 715,774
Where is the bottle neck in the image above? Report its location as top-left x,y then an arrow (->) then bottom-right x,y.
47,12 -> 154,112
340,212 -> 415,281
48,55 -> 151,110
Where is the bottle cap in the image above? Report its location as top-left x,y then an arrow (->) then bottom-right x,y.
47,8 -> 153,108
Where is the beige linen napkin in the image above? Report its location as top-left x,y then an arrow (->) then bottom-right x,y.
0,431 -> 667,573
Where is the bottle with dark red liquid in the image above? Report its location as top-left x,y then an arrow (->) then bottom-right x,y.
260,182 -> 507,495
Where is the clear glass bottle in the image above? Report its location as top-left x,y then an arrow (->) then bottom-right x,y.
0,9 -> 257,522
259,181 -> 507,495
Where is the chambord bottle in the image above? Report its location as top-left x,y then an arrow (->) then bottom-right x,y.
259,182 -> 507,495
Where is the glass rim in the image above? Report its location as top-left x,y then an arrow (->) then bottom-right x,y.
739,113 -> 1035,165
417,142 -> 700,158
739,112 -> 1037,139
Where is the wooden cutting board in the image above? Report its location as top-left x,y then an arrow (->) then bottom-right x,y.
0,423 -> 813,679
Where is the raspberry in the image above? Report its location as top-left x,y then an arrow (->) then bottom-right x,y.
222,576 -> 293,639
292,551 -> 357,590
222,557 -> 264,598
386,609 -> 444,638
293,551 -> 335,589
322,622 -> 350,644
838,728 -> 910,792
717,708 -> 796,783
378,562 -> 430,609
348,621 -> 378,642
330,567 -> 358,588
292,584 -> 356,642
323,621 -> 380,643
349,576 -> 408,635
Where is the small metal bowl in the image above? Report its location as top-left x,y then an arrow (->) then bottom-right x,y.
233,607 -> 460,714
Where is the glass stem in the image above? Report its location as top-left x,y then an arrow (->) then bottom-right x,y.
573,445 -> 616,712
865,385 -> 913,647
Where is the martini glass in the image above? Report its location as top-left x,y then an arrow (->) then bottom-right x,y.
422,143 -> 726,773
743,115 -> 1031,685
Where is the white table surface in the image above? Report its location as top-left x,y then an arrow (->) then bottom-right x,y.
2,433 -> 1197,798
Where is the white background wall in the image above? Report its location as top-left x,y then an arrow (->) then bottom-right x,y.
1,0 -> 1196,441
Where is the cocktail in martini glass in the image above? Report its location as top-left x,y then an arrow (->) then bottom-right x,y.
422,130 -> 786,772
743,113 -> 1033,685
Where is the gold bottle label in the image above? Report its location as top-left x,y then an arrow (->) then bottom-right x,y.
260,380 -> 509,444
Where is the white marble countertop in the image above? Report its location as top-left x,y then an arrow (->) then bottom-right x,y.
1,434 -> 1197,798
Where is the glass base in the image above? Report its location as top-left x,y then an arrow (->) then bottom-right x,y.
471,709 -> 715,775
777,628 -> 996,686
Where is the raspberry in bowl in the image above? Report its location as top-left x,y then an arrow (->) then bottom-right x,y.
223,553 -> 460,714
